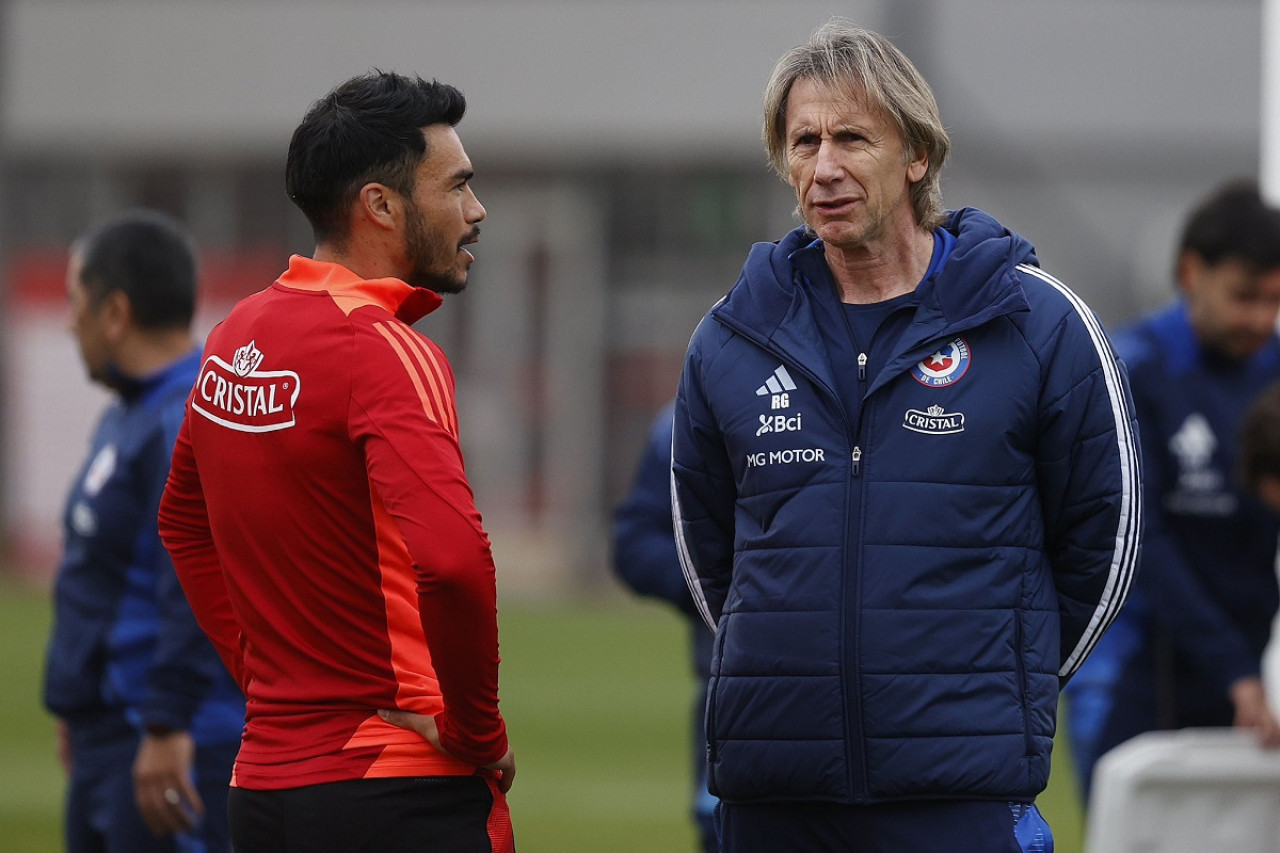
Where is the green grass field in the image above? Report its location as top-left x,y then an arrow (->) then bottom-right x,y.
0,573 -> 1084,851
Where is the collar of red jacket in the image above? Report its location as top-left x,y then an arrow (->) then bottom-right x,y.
276,255 -> 444,324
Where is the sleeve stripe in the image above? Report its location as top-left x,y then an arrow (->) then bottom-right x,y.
1018,264 -> 1143,677
382,320 -> 459,436
372,322 -> 448,432
411,339 -> 460,437
670,437 -> 717,632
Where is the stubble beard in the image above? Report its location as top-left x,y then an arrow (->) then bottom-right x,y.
404,203 -> 469,295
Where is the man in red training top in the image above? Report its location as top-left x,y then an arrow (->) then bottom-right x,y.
158,71 -> 515,853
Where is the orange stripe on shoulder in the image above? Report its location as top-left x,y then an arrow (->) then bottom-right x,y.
413,339 -> 459,436
379,322 -> 458,438
372,322 -> 443,426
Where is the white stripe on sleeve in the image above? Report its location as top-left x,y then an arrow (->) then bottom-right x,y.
1019,264 -> 1143,677
670,437 -> 718,632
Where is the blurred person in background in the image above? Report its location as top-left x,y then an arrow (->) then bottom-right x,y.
671,19 -> 1141,852
1065,181 -> 1280,803
157,71 -> 514,853
43,209 -> 245,853
612,399 -> 718,853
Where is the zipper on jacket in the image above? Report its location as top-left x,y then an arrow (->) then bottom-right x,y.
710,310 -> 866,799
847,412 -> 872,799
854,354 -> 867,475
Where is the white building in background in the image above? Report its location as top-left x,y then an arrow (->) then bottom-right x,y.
0,0 -> 1266,594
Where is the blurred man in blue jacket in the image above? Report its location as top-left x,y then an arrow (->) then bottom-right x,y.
43,210 -> 244,852
671,20 -> 1141,852
1066,181 -> 1280,803
613,400 -> 717,853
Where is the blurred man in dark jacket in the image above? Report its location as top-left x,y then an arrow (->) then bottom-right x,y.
613,400 -> 717,853
1067,181 -> 1280,803
43,210 -> 244,853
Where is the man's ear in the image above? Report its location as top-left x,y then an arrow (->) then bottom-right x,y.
99,289 -> 133,341
1176,251 -> 1203,296
907,149 -> 928,184
357,183 -> 399,232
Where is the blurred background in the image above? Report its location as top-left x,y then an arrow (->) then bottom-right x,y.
0,0 -> 1269,850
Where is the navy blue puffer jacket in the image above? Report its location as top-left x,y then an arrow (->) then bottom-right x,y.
671,208 -> 1142,805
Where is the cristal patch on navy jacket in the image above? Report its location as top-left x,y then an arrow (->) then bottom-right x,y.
902,404 -> 966,435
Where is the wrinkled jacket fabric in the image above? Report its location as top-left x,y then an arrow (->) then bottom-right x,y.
672,208 -> 1142,804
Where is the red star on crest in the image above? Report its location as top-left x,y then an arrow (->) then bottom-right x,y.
924,353 -> 953,372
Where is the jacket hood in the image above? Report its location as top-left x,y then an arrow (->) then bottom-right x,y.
715,207 -> 1038,349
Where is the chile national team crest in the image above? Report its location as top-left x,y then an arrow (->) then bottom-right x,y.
911,338 -> 971,387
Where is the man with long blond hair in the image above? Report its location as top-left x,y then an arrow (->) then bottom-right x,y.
672,20 -> 1140,851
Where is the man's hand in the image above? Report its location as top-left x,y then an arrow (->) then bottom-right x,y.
133,729 -> 203,836
1229,676 -> 1280,748
378,709 -> 516,793
56,719 -> 72,775
482,746 -> 517,794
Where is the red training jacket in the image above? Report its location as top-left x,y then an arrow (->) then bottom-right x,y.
159,255 -> 508,790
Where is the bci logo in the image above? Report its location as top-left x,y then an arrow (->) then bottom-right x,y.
756,412 -> 802,437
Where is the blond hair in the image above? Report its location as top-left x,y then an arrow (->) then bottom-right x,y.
763,19 -> 951,229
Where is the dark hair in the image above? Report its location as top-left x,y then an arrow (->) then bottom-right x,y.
1179,180 -> 1280,272
1240,381 -> 1280,493
285,70 -> 467,244
74,209 -> 197,331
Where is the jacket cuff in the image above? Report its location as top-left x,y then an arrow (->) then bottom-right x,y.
434,712 -> 509,767
140,707 -> 194,735
141,687 -> 201,733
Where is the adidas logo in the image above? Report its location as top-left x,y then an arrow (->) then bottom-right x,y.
756,365 -> 797,396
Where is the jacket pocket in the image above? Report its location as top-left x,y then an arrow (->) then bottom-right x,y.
704,617 -> 727,796
1014,610 -> 1033,757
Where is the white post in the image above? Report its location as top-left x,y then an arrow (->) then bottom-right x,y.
1263,0 -> 1280,201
